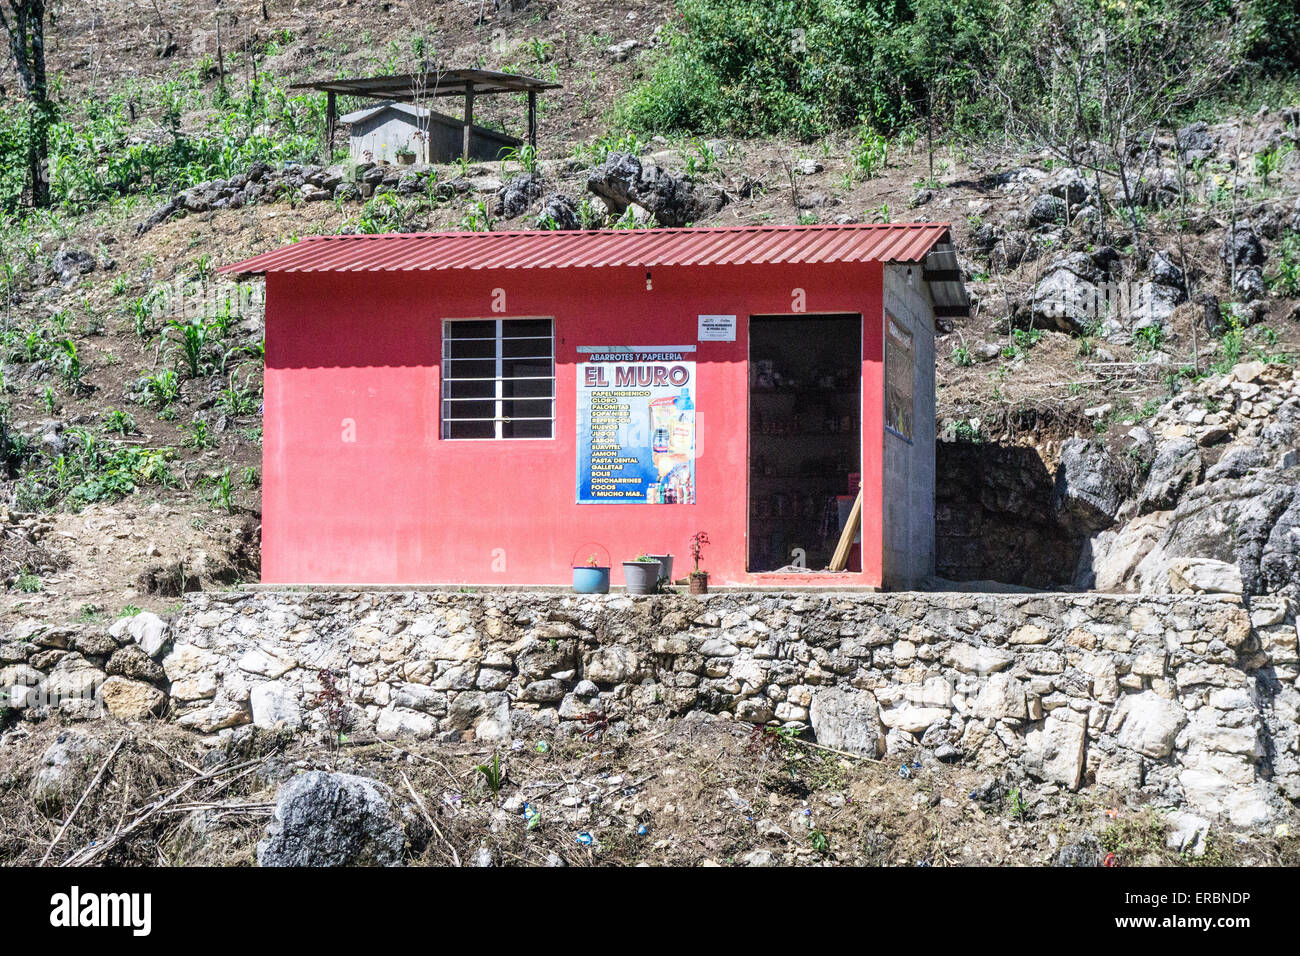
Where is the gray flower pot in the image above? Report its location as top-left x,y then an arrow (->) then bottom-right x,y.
622,560 -> 661,595
649,553 -> 674,584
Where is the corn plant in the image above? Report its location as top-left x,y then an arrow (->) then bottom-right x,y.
500,143 -> 538,175
206,466 -> 234,512
458,200 -> 495,232
851,121 -> 889,179
184,419 -> 215,449
142,370 -> 181,408
54,339 -> 81,389
475,753 -> 505,797
218,372 -> 259,416
101,409 -> 136,435
168,317 -> 214,377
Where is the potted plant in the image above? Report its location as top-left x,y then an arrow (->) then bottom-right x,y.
572,545 -> 610,594
689,532 -> 710,595
395,146 -> 416,165
622,554 -> 662,596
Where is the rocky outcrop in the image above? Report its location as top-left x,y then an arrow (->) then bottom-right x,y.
536,193 -> 580,230
1053,438 -> 1129,533
496,172 -> 545,219
1080,362 -> 1300,601
1027,253 -> 1105,334
586,151 -> 728,227
134,160 -> 422,236
257,771 -> 409,867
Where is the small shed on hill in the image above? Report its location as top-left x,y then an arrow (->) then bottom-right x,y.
221,223 -> 968,590
294,68 -> 560,164
339,102 -> 521,165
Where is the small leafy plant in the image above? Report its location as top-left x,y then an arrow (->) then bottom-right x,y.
690,531 -> 710,573
475,752 -> 505,797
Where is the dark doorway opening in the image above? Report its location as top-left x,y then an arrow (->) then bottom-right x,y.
748,314 -> 862,573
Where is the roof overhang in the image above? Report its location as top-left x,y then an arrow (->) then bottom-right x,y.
916,237 -> 969,318
221,224 -> 964,305
293,68 -> 560,102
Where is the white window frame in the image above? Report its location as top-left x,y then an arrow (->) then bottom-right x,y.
441,317 -> 556,440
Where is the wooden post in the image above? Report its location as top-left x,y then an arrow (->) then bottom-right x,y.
325,91 -> 337,163
463,87 -> 475,162
528,89 -> 537,151
828,489 -> 862,572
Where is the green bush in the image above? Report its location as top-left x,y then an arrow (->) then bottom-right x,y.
615,0 -> 1295,142
16,428 -> 174,511
616,0 -> 1001,139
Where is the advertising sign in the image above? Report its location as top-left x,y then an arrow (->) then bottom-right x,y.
885,313 -> 914,441
577,349 -> 696,504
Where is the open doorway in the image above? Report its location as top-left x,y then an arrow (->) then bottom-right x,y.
748,314 -> 862,573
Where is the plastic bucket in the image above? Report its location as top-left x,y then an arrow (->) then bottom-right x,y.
572,565 -> 611,594
649,554 -> 674,584
622,560 -> 661,595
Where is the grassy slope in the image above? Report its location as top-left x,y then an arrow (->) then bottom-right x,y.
0,0 -> 1296,619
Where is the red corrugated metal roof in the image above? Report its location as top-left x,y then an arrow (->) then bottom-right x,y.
219,222 -> 953,275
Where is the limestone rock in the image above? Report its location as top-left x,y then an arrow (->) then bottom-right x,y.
1165,811 -> 1211,857
1220,224 -> 1265,271
536,192 -> 580,230
943,643 -> 1014,674
375,706 -> 436,738
973,673 -> 1028,719
587,152 -> 728,228
446,691 -> 510,742
250,681 -> 303,730
1169,557 -> 1243,594
584,646 -> 641,685
1112,692 -> 1187,758
1138,437 -> 1201,514
879,701 -> 951,733
809,687 -> 885,757
1078,512 -> 1171,590
257,772 -> 406,866
1029,255 -> 1101,334
176,698 -> 250,732
100,676 -> 165,720
163,643 -> 220,700
106,645 -> 165,684
496,172 -> 545,219
31,732 -> 108,815
1024,713 -> 1087,789
44,655 -> 105,708
1054,438 -> 1128,533
120,611 -> 169,659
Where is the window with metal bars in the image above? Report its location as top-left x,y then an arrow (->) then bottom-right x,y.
441,318 -> 555,439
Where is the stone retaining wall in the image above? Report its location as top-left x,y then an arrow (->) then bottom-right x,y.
166,589 -> 1299,826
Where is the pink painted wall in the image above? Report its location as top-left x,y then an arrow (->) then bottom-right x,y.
262,261 -> 885,586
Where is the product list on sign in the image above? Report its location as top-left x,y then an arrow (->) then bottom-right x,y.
576,348 -> 696,504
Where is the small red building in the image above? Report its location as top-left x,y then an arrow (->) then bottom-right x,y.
223,223 -> 967,589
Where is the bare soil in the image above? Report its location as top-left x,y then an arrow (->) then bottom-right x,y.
3,714 -> 1296,867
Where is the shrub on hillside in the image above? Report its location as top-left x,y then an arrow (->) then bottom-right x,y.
616,0 -> 1295,141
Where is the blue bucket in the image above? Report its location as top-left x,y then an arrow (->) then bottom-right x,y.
573,566 -> 611,594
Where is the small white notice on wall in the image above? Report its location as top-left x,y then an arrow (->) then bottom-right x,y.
698,314 -> 736,342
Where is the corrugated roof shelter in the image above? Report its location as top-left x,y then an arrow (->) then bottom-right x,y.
295,68 -> 560,162
338,102 -> 521,165
222,223 -> 967,589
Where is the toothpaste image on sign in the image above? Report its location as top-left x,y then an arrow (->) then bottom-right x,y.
576,353 -> 696,504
